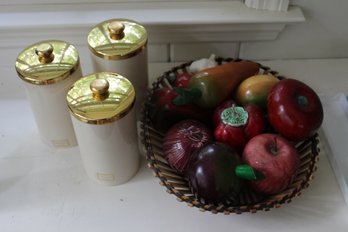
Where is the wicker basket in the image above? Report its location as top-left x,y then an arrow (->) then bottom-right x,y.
140,58 -> 320,214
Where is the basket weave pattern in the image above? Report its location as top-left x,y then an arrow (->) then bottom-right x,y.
140,58 -> 320,214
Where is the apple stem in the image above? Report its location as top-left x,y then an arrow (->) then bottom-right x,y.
297,95 -> 309,107
270,137 -> 278,155
235,165 -> 265,181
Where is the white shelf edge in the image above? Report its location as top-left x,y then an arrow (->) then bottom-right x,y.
0,1 -> 305,46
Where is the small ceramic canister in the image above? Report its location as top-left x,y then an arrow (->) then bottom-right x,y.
15,40 -> 82,148
87,18 -> 148,118
66,72 -> 139,186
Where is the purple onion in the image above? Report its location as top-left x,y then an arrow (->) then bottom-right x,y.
163,119 -> 212,173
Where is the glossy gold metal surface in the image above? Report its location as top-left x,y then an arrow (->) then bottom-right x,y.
90,78 -> 110,101
108,21 -> 125,40
15,40 -> 80,85
67,72 -> 136,124
87,18 -> 147,60
35,43 -> 54,64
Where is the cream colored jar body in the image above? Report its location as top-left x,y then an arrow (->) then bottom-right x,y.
88,19 -> 148,155
71,109 -> 139,186
67,72 -> 139,186
91,47 -> 148,116
91,49 -> 148,155
16,40 -> 81,148
23,66 -> 82,148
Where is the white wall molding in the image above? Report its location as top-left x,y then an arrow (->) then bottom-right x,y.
244,0 -> 289,12
0,1 -> 304,48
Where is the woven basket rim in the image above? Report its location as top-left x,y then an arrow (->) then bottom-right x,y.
140,57 -> 320,214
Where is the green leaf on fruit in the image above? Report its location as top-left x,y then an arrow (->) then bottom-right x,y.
172,87 -> 202,105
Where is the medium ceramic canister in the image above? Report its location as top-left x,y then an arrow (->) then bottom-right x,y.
87,18 -> 148,119
15,40 -> 82,148
67,72 -> 139,186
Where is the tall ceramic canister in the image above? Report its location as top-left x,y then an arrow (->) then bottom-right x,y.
67,72 -> 139,186
15,40 -> 82,148
87,18 -> 148,121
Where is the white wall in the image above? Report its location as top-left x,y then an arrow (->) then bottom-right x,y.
240,0 -> 348,60
151,0 -> 348,61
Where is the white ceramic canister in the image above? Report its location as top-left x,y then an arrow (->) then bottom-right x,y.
87,19 -> 148,115
66,72 -> 139,186
15,40 -> 82,148
87,19 -> 148,154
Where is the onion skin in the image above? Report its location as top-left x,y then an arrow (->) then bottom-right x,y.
163,119 -> 212,173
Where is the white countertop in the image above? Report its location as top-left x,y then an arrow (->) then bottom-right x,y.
1,59 -> 348,232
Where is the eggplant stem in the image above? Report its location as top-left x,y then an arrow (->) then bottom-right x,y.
235,164 -> 265,181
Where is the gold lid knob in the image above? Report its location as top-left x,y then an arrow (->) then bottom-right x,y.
35,43 -> 54,64
67,72 -> 136,125
108,21 -> 125,40
90,78 -> 110,101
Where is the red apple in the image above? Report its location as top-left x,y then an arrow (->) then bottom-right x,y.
267,78 -> 323,141
242,133 -> 300,195
214,101 -> 265,152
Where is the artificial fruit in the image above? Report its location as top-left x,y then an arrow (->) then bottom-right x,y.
163,119 -> 212,173
267,79 -> 323,141
242,133 -> 300,195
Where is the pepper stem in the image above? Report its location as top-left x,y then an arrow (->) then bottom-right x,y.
235,164 -> 265,181
221,106 -> 248,127
172,87 -> 202,105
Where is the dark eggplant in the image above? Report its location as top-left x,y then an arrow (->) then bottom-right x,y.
186,142 -> 242,204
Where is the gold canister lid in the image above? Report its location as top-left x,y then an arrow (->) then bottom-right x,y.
15,40 -> 80,85
67,72 -> 136,124
87,18 -> 147,60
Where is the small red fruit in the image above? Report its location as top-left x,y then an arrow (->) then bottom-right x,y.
214,101 -> 265,152
175,72 -> 192,88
